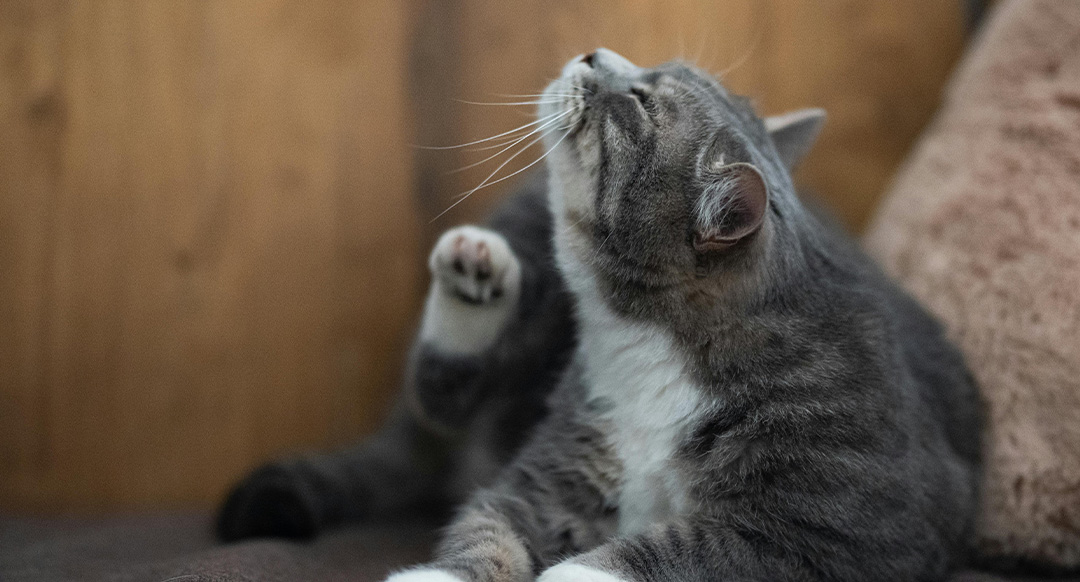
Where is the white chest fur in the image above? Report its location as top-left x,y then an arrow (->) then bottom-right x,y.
574,286 -> 710,536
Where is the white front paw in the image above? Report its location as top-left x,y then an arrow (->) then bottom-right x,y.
421,226 -> 522,355
385,568 -> 467,582
537,563 -> 630,582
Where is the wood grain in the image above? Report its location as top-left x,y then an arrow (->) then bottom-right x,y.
0,0 -> 966,512
0,0 -> 421,513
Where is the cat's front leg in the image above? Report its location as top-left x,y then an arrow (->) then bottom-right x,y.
384,381 -> 620,582
541,525 -> 797,582
536,514 -> 930,582
383,469 -> 599,582
384,507 -> 533,582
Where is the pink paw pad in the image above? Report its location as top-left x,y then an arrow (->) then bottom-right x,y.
430,226 -> 520,305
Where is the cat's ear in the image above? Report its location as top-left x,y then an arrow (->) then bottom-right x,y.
694,162 -> 768,252
764,108 -> 825,169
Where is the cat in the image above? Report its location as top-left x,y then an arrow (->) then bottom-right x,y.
216,172 -> 577,541
380,48 -> 983,582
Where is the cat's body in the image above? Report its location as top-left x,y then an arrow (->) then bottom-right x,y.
382,49 -> 982,582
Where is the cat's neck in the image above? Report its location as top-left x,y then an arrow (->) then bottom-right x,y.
555,234 -> 693,385
557,230 -> 713,536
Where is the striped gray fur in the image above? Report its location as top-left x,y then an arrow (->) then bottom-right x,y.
384,49 -> 981,582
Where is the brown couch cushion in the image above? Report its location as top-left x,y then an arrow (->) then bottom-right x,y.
865,0 -> 1080,569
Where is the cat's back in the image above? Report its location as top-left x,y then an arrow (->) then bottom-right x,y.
770,209 -> 983,563
805,209 -> 982,473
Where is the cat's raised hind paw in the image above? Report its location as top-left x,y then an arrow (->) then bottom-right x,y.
420,226 -> 521,355
429,226 -> 520,306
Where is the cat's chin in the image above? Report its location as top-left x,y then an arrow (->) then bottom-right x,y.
542,124 -> 600,244
539,56 -> 591,138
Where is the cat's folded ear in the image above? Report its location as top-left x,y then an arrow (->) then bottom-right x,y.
694,162 -> 768,253
765,108 -> 826,170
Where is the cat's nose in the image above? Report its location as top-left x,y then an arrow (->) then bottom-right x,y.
586,48 -> 638,76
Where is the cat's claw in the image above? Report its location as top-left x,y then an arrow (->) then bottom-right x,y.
429,226 -> 520,306
420,226 -> 522,356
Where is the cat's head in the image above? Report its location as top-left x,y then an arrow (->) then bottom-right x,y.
539,49 -> 824,313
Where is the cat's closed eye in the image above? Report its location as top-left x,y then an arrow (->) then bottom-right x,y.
630,86 -> 658,118
629,86 -> 649,102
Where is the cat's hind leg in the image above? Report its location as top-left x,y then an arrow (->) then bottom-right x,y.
420,225 -> 522,357
216,404 -> 453,541
409,226 -> 525,431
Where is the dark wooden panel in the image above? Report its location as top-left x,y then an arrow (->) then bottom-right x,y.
0,0 -> 420,513
0,0 -> 64,484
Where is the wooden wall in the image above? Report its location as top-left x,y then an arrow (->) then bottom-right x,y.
0,0 -> 967,513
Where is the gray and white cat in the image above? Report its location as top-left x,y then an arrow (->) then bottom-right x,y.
378,49 -> 982,582
217,49 -> 981,581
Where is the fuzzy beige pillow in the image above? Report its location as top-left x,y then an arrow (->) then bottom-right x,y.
864,0 -> 1080,569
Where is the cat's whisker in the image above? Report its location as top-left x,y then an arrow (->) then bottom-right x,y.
416,112 -> 566,150
449,127 -> 559,200
431,128 -> 571,223
449,111 -> 574,174
671,77 -> 697,104
716,28 -> 763,79
546,78 -> 592,94
460,127 -> 571,196
675,77 -> 714,106
463,111 -> 573,154
494,92 -> 578,99
431,132 -> 550,222
461,109 -> 573,153
694,34 -> 710,67
688,84 -> 711,105
455,99 -> 568,107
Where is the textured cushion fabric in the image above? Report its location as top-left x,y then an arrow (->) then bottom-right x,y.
864,0 -> 1080,570
0,513 -> 1075,582
0,514 -> 437,582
